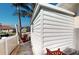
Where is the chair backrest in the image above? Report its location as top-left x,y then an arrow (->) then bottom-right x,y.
21,34 -> 28,43
46,48 -> 64,55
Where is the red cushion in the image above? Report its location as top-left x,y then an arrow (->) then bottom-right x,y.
21,34 -> 28,43
46,48 -> 64,55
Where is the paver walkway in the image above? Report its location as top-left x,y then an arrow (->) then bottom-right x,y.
17,41 -> 33,55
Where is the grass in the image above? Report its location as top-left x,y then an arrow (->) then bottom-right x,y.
0,30 -> 16,37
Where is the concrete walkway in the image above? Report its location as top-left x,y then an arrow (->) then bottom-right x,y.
17,41 -> 33,55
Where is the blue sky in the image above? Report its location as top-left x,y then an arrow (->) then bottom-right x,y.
0,3 -> 30,27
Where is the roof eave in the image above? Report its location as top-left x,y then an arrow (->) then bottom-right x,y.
31,3 -> 75,24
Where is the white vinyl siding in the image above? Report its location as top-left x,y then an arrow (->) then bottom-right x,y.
31,4 -> 74,55
31,10 -> 44,54
43,10 -> 74,53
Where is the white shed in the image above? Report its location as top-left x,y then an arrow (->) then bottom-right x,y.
31,3 -> 75,55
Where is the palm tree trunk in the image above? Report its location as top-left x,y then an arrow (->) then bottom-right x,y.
17,6 -> 22,43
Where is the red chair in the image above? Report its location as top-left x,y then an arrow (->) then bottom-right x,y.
46,48 -> 64,55
21,34 -> 28,43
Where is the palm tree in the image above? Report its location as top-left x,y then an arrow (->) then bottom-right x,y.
12,3 -> 35,43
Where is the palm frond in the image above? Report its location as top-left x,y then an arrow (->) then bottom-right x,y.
12,3 -> 36,17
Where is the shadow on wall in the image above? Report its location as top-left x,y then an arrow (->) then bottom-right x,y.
74,28 -> 79,50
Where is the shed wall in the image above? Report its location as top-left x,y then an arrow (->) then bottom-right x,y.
31,10 -> 43,54
31,9 -> 74,54
43,10 -> 74,53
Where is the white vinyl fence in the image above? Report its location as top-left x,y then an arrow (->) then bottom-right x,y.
0,39 -> 6,55
0,34 -> 19,55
